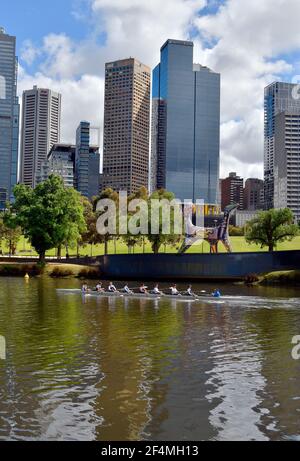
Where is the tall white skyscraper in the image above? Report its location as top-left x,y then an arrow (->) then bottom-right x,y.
274,110 -> 300,223
0,27 -> 20,208
20,86 -> 61,188
264,82 -> 300,210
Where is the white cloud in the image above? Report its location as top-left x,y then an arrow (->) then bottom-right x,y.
21,40 -> 41,66
18,67 -> 103,143
91,0 -> 206,66
17,0 -> 300,180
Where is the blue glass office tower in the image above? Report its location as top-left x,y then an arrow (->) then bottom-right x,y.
0,28 -> 20,209
75,121 -> 100,199
151,39 -> 220,203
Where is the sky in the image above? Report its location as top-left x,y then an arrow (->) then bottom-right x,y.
2,0 -> 300,179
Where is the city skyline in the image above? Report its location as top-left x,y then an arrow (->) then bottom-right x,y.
2,0 -> 300,180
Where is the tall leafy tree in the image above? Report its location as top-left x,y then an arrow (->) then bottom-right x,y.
94,188 -> 119,255
10,175 -> 86,263
245,208 -> 299,252
79,197 -> 103,256
122,187 -> 148,254
147,189 -> 183,254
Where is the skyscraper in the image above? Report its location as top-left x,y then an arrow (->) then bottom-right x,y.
20,86 -> 61,188
75,121 -> 100,199
264,82 -> 300,210
151,39 -> 220,203
0,27 -> 20,209
102,58 -> 151,194
274,110 -> 300,223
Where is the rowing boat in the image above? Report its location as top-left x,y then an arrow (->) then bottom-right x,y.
56,289 -> 224,303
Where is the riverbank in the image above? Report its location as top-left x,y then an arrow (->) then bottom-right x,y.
260,270 -> 300,286
0,262 -> 100,279
1,260 -> 300,286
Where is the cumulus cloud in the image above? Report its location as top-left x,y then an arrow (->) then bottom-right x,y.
18,66 -> 103,144
17,0 -> 300,180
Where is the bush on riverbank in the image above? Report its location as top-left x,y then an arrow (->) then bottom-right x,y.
50,267 -> 74,278
0,262 -> 100,279
0,264 -> 42,277
260,270 -> 300,286
77,268 -> 101,279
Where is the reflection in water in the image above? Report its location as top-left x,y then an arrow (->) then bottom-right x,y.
0,277 -> 300,441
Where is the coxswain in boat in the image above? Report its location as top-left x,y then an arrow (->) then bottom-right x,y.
170,284 -> 180,296
108,282 -> 117,293
139,283 -> 148,294
123,283 -> 133,294
212,289 -> 221,298
152,284 -> 162,295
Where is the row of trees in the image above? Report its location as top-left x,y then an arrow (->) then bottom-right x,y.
1,176 -> 182,262
93,186 -> 182,254
0,175 -> 299,261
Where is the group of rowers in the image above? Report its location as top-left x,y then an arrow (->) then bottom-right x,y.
82,282 -> 222,298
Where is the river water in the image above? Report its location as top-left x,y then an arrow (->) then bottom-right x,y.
0,277 -> 300,441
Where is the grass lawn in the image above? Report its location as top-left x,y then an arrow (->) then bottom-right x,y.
1,235 -> 300,257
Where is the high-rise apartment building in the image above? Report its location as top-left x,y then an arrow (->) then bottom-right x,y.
20,86 -> 61,188
151,39 -> 220,203
102,58 -> 151,194
274,110 -> 300,223
75,121 -> 100,199
264,82 -> 300,210
36,144 -> 75,188
0,27 -> 20,208
244,178 -> 264,211
221,172 -> 244,211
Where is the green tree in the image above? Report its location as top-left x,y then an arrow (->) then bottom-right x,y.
245,208 -> 299,252
147,189 -> 182,254
0,217 -> 5,254
79,197 -> 103,257
10,175 -> 86,263
94,188 -> 119,255
122,187 -> 148,254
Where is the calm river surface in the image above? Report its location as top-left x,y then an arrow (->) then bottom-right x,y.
0,277 -> 300,441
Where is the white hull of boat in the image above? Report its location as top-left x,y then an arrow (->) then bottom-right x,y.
56,289 -> 225,302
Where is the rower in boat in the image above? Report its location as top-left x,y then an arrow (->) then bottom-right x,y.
123,283 -> 133,295
95,282 -> 104,293
139,283 -> 149,294
82,283 -> 89,293
151,284 -> 162,295
185,285 -> 195,297
108,282 -> 117,293
170,284 -> 180,296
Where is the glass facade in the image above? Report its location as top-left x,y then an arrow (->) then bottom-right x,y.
0,29 -> 20,209
75,121 -> 100,199
151,39 -> 220,203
